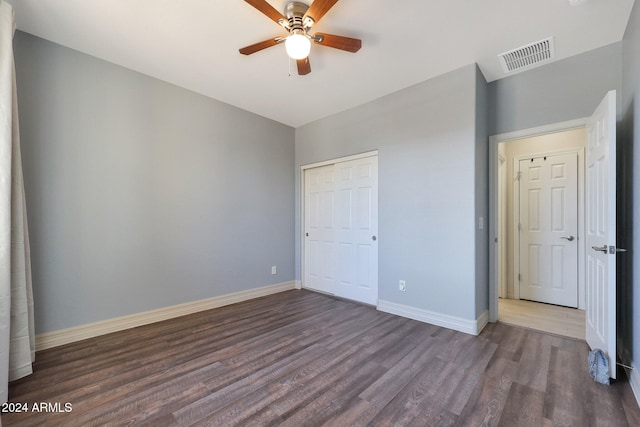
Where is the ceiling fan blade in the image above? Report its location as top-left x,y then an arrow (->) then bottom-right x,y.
297,57 -> 311,75
244,0 -> 287,25
313,33 -> 361,53
239,37 -> 284,55
303,0 -> 340,25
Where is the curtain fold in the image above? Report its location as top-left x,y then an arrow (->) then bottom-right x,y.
0,0 -> 35,404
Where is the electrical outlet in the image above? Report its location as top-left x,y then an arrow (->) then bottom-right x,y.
271,266 -> 277,275
399,280 -> 406,291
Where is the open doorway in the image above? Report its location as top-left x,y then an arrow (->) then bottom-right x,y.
490,121 -> 587,339
491,92 -> 618,376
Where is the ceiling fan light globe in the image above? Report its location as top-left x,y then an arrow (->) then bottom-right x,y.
285,33 -> 311,59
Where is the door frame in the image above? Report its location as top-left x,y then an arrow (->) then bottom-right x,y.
300,150 -> 379,301
512,148 -> 585,308
489,119 -> 587,322
498,152 -> 507,299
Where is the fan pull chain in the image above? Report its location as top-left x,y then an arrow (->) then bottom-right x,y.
288,57 -> 292,77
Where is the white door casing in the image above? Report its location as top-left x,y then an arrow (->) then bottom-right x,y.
303,154 -> 379,305
498,154 -> 507,299
518,152 -> 579,307
585,90 -> 617,379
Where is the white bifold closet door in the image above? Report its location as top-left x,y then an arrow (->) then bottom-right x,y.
304,155 -> 378,305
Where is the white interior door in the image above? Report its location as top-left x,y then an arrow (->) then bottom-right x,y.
585,90 -> 617,379
303,155 -> 378,305
518,152 -> 579,307
304,164 -> 336,295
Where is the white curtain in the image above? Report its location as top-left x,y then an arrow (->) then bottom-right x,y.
0,0 -> 35,404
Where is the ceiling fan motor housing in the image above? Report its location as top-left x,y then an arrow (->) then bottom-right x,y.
285,1 -> 311,31
285,2 -> 309,19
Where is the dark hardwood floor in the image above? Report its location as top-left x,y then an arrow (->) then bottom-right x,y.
2,289 -> 639,426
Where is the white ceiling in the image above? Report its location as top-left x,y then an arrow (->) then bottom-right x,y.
6,0 -> 636,127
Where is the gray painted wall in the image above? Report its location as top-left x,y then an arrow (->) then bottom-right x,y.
622,0 -> 640,374
475,66 -> 489,317
14,32 -> 295,334
295,65 -> 486,322
489,42 -> 622,135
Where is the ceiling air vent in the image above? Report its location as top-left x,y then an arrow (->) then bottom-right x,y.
498,37 -> 555,73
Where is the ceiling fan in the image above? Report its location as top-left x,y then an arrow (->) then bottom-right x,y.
239,0 -> 362,75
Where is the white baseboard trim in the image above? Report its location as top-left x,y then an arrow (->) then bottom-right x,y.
294,280 -> 302,290
35,281 -> 297,351
627,363 -> 640,408
377,299 -> 489,336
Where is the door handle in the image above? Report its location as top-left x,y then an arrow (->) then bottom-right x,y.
561,236 -> 575,242
592,245 -> 608,253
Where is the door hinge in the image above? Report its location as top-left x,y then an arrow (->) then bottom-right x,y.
518,223 -> 522,232
518,273 -> 521,282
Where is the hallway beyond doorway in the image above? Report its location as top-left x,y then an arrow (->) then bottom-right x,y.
498,298 -> 585,340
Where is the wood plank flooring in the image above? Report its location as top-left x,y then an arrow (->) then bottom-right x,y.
498,298 -> 586,340
2,290 -> 639,426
